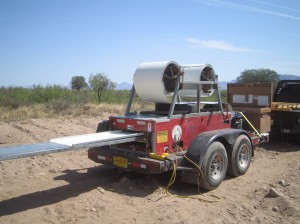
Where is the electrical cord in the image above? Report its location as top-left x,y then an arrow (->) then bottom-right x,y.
162,147 -> 220,203
238,112 -> 261,137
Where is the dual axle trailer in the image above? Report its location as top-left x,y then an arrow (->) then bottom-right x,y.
0,61 -> 268,190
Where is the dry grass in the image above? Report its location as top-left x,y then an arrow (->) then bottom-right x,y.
0,105 -> 49,121
0,102 -> 155,121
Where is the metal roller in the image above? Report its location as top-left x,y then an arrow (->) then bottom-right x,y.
179,64 -> 216,97
133,61 -> 182,103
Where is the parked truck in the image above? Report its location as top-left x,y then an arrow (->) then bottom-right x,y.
271,80 -> 300,135
0,61 -> 268,190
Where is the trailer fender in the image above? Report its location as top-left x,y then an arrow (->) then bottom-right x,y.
96,120 -> 110,132
185,128 -> 252,167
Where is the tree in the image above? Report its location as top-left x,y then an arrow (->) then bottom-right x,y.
70,76 -> 87,91
237,69 -> 279,88
89,73 -> 116,103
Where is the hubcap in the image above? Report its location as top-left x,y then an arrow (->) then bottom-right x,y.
238,143 -> 249,168
210,153 -> 224,180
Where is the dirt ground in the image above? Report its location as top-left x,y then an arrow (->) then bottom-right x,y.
0,116 -> 299,224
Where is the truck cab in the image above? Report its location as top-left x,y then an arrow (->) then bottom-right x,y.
271,80 -> 300,135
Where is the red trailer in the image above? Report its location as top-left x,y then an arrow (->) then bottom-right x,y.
87,61 -> 268,190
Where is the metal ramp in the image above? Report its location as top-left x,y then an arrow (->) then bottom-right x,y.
0,130 -> 144,161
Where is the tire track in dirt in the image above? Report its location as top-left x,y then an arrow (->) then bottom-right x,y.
10,122 -> 42,142
0,121 -> 38,146
7,118 -> 98,144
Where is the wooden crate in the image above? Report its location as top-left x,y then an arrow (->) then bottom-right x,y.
227,83 -> 273,133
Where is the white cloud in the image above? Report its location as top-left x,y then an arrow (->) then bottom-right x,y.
196,0 -> 300,20
185,37 -> 252,52
248,0 -> 300,13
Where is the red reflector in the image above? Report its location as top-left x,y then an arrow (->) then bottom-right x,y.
131,162 -> 146,169
131,162 -> 141,168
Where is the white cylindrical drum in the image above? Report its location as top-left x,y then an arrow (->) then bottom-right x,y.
179,64 -> 215,97
133,61 -> 181,103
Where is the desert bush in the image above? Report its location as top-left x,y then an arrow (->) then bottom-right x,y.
46,99 -> 73,115
0,87 -> 32,108
0,85 -> 93,107
31,85 -> 75,103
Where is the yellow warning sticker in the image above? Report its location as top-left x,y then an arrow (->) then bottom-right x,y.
157,130 -> 168,143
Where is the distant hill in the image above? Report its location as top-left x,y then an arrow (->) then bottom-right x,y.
115,74 -> 300,91
218,74 -> 300,90
6,74 -> 299,90
116,82 -> 132,90
116,81 -> 232,90
279,74 -> 300,80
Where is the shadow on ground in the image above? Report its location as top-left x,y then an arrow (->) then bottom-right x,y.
260,134 -> 300,152
0,166 -> 202,216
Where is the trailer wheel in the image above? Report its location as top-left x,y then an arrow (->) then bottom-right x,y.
227,135 -> 251,177
200,142 -> 228,191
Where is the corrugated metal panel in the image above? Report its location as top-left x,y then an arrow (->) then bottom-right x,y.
0,130 -> 144,161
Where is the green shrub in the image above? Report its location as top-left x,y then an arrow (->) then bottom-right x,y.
0,85 -> 228,112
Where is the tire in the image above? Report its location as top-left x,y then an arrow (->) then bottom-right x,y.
227,135 -> 252,177
200,142 -> 228,191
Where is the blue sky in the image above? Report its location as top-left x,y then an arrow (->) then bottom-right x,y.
0,0 -> 299,87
